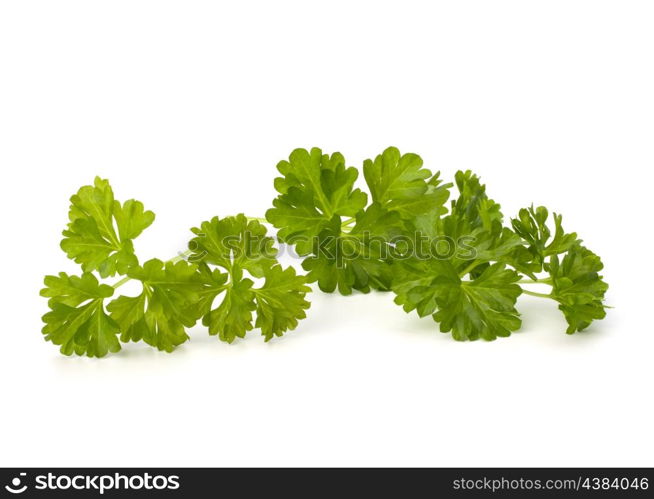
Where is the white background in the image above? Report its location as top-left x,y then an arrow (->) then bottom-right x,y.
1,1 -> 652,467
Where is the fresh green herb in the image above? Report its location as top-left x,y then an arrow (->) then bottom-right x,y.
391,171 -> 524,340
188,215 -> 310,343
41,272 -> 120,357
547,245 -> 608,334
60,177 -> 155,278
268,147 -> 608,339
42,149 -> 609,356
107,259 -> 208,352
41,179 -> 311,357
267,147 -> 451,294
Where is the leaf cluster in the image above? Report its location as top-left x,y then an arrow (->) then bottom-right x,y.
42,179 -> 310,357
268,147 -> 609,340
42,149 -> 610,356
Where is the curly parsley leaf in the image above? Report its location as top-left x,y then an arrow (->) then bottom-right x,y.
266,148 -> 367,254
107,259 -> 208,352
42,155 -> 610,357
505,207 -> 608,334
432,263 -> 522,341
60,177 -> 155,278
254,265 -> 311,341
189,215 -> 269,342
512,206 -> 579,257
363,146 -> 451,219
547,245 -> 609,333
189,214 -> 311,343
392,257 -> 522,341
509,205 -> 580,277
202,271 -> 256,343
40,272 -> 120,357
391,170 -> 524,340
302,204 -> 403,294
189,214 -> 276,277
408,170 -> 521,277
269,147 -> 448,295
450,170 -> 503,231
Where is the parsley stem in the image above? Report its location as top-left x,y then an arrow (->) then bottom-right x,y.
246,217 -> 268,224
518,278 -> 552,285
521,289 -> 552,299
168,249 -> 194,264
340,217 -> 357,234
112,276 -> 131,289
459,261 -> 481,277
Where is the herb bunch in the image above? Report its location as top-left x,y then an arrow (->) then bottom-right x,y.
41,147 -> 609,356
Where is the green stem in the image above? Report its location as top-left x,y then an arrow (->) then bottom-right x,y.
247,217 -> 268,224
521,289 -> 552,299
339,217 -> 357,235
112,276 -> 131,289
518,278 -> 553,285
169,249 -> 194,264
459,261 -> 481,278
341,217 -> 356,227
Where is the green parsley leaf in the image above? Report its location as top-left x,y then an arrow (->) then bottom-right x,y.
363,146 -> 451,219
189,214 -> 311,342
107,259 -> 208,352
254,265 -> 311,341
42,155 -> 610,356
446,170 -> 503,232
266,148 -> 367,254
432,263 -> 522,341
391,170 -> 523,339
189,214 -> 276,277
392,253 -> 523,341
407,171 -> 521,278
548,245 -> 609,333
509,205 -> 580,276
60,177 -> 155,278
302,204 -> 403,294
188,215 -> 268,342
40,272 -> 120,357
392,259 -> 522,341
202,272 -> 255,343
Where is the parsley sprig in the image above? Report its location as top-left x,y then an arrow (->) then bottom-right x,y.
42,148 -> 609,356
41,179 -> 310,357
269,147 -> 609,340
